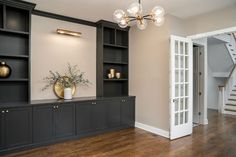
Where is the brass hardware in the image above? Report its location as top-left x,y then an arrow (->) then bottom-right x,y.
57,29 -> 82,37
173,99 -> 177,103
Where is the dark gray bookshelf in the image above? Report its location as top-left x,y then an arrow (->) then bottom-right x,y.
96,20 -> 129,97
0,0 -> 35,104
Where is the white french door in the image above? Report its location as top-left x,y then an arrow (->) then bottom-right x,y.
170,35 -> 193,140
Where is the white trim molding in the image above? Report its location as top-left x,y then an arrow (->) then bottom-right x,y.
135,122 -> 170,139
187,26 -> 236,39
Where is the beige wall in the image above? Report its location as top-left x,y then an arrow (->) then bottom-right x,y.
31,15 -> 96,100
129,16 -> 172,131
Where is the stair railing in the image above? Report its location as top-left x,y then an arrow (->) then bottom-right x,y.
221,65 -> 236,113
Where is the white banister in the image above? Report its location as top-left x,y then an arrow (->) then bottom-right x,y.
218,86 -> 225,113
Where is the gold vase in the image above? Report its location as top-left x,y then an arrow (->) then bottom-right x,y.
0,62 -> 11,78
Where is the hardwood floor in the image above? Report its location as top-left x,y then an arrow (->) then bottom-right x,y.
4,110 -> 236,157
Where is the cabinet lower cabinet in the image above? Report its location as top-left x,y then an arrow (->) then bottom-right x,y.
121,98 -> 135,126
76,97 -> 135,135
0,107 -> 32,150
0,96 -> 135,154
33,103 -> 75,143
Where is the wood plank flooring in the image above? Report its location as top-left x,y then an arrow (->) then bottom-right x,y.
4,110 -> 236,157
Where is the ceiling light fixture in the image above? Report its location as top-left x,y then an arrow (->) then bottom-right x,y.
113,0 -> 165,30
57,29 -> 82,37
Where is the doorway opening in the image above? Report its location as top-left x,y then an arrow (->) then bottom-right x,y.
193,45 -> 204,127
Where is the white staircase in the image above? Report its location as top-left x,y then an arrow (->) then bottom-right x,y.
214,33 -> 236,63
225,87 -> 236,114
217,33 -> 236,115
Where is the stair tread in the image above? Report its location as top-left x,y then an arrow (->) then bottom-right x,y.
225,109 -> 236,112
226,103 -> 236,106
228,99 -> 236,101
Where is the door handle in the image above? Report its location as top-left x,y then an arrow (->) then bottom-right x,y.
173,99 -> 177,103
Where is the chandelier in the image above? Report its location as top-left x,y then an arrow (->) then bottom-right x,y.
113,0 -> 165,30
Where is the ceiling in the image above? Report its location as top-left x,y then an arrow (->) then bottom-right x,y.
24,0 -> 236,22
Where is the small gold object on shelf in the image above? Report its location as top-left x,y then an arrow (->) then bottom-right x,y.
108,73 -> 113,79
53,76 -> 76,99
116,72 -> 121,79
0,61 -> 11,78
110,69 -> 115,78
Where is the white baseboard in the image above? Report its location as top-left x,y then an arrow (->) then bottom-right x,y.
135,122 -> 169,138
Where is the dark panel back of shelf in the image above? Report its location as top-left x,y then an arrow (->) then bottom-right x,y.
104,47 -> 128,63
0,32 -> 28,55
0,82 -> 28,103
116,30 -> 128,46
104,81 -> 128,97
104,27 -> 115,45
6,6 -> 29,32
0,58 -> 28,79
0,4 -> 2,28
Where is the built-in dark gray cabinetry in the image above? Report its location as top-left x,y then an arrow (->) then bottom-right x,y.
33,103 -> 75,143
121,98 -> 135,126
0,0 -> 35,104
0,107 -> 32,149
0,97 -> 135,155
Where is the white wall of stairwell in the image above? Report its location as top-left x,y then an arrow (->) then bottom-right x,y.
207,40 -> 234,110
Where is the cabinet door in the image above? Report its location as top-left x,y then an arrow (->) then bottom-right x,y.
33,105 -> 54,143
5,107 -> 32,148
76,102 -> 92,134
92,101 -> 108,130
108,100 -> 121,127
0,111 -> 4,150
121,98 -> 135,126
54,104 -> 75,138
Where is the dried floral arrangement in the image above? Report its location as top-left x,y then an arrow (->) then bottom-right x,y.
42,63 -> 90,91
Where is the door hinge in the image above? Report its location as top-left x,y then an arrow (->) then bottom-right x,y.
199,92 -> 202,95
199,72 -> 202,75
198,112 -> 201,116
200,52 -> 202,55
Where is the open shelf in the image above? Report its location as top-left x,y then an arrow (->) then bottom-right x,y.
0,78 -> 29,82
0,58 -> 29,79
116,30 -> 128,46
6,6 -> 29,32
97,21 -> 129,97
0,28 -> 29,35
104,79 -> 128,81
0,31 -> 29,56
103,64 -> 128,79
0,54 -> 29,59
104,27 -> 115,45
103,81 -> 128,97
103,43 -> 128,49
103,61 -> 128,65
0,82 -> 28,103
104,47 -> 128,63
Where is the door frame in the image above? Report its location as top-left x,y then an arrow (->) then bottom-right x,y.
169,26 -> 236,139
192,43 -> 206,125
187,26 -> 236,125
